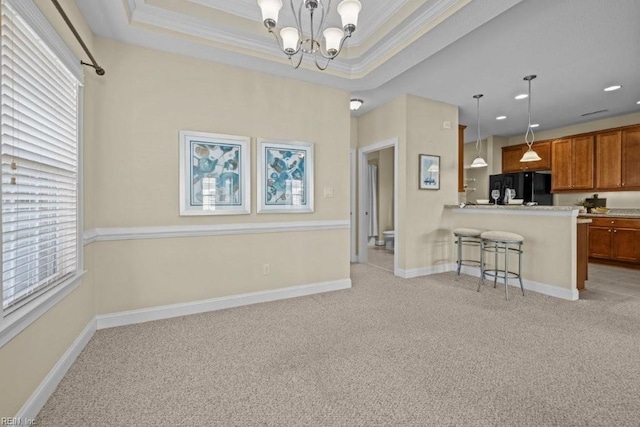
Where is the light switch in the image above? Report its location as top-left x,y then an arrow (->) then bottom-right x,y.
323,187 -> 334,198
443,121 -> 452,129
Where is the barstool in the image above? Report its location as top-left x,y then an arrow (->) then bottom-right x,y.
453,228 -> 483,280
478,231 -> 525,300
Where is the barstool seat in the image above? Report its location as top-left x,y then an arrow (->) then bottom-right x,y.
478,231 -> 525,300
453,228 -> 484,280
454,228 -> 483,237
480,230 -> 523,243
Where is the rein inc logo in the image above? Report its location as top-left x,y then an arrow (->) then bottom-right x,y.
1,418 -> 35,425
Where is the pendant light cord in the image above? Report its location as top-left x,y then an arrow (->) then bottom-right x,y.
525,77 -> 535,147
474,94 -> 483,156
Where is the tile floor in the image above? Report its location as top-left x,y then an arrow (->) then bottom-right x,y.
581,263 -> 640,301
366,245 -> 394,273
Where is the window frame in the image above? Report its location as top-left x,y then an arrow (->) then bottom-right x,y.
0,0 -> 85,348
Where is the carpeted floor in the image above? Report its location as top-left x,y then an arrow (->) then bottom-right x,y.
36,264 -> 640,426
366,246 -> 394,272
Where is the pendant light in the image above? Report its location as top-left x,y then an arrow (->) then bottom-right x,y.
470,94 -> 488,168
520,75 -> 542,162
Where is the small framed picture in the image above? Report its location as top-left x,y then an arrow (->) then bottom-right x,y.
419,154 -> 440,190
257,138 -> 314,213
179,130 -> 250,216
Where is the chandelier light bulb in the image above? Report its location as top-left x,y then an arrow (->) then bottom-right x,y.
323,28 -> 344,56
257,0 -> 283,28
337,0 -> 362,33
280,27 -> 299,54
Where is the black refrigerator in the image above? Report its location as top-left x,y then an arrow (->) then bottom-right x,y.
489,172 -> 553,205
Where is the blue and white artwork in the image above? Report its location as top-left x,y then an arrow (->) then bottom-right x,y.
419,154 -> 440,190
258,139 -> 314,213
180,131 -> 250,215
190,141 -> 241,207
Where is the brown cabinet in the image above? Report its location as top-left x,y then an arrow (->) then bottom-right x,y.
551,136 -> 594,192
622,126 -> 640,189
502,141 -> 551,173
595,127 -> 640,191
588,217 -> 640,264
458,125 -> 466,193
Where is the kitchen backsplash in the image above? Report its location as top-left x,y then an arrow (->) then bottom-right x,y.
555,191 -> 640,208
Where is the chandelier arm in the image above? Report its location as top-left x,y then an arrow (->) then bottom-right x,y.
316,0 -> 332,39
317,33 -> 351,59
291,53 -> 304,69
314,53 -> 331,70
291,0 -> 302,33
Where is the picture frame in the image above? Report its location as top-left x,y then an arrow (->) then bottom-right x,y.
419,154 -> 440,190
257,138 -> 314,213
179,130 -> 250,216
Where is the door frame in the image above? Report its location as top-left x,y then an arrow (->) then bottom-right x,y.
350,149 -> 357,262
358,138 -> 399,275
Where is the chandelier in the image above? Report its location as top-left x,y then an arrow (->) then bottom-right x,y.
257,0 -> 362,70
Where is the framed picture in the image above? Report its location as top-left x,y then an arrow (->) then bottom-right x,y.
419,154 -> 440,190
257,139 -> 314,213
179,130 -> 250,216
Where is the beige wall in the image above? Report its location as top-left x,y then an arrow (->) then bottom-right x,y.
357,95 -> 458,272
377,147 -> 394,238
404,95 -> 458,271
90,38 -> 351,314
0,0 -> 98,417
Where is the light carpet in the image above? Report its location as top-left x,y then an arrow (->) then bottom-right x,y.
36,264 -> 640,426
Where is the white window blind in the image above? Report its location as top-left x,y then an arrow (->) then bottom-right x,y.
1,0 -> 80,312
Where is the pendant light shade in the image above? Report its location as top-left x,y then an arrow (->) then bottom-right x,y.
520,75 -> 541,162
470,94 -> 488,168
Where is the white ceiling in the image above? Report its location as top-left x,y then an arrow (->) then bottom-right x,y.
76,0 -> 640,143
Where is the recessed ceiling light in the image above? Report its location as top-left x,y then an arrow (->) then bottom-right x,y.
637,101 -> 640,105
604,85 -> 622,92
530,124 -> 540,128
515,94 -> 528,100
496,116 -> 507,120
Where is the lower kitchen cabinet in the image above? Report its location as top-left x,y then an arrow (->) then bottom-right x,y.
588,218 -> 640,264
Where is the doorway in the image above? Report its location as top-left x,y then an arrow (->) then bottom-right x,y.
357,138 -> 399,275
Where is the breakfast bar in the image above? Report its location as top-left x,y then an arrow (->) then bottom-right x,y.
445,205 -> 583,300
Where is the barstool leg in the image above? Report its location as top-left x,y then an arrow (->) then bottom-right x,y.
493,246 -> 498,288
477,240 -> 484,292
504,244 -> 509,301
518,243 -> 525,296
455,236 -> 462,280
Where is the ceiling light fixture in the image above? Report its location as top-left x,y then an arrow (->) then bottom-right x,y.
530,124 -> 539,128
604,85 -> 622,92
520,75 -> 542,163
350,98 -> 363,111
470,94 -> 488,168
637,101 -> 640,105
496,116 -> 507,120
515,94 -> 528,100
257,0 -> 362,71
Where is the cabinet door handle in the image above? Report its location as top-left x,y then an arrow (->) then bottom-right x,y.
614,230 -> 617,233
608,229 -> 612,232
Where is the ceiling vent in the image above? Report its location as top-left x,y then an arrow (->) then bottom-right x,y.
581,109 -> 609,117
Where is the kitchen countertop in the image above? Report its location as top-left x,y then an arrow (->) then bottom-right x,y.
446,204 -> 577,211
578,209 -> 640,218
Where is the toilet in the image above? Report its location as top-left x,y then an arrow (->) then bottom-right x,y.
383,230 -> 395,251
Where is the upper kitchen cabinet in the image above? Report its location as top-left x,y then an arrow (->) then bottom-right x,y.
595,130 -> 622,189
622,126 -> 640,189
595,126 -> 640,191
502,141 -> 551,173
551,135 -> 594,192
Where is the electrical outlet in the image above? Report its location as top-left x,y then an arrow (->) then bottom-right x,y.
323,186 -> 334,198
263,263 -> 270,275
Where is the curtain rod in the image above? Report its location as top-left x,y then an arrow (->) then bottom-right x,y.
50,0 -> 105,76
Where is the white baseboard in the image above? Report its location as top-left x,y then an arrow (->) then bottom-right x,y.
457,265 -> 579,301
16,318 -> 97,422
397,263 -> 456,279
96,278 -> 352,330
